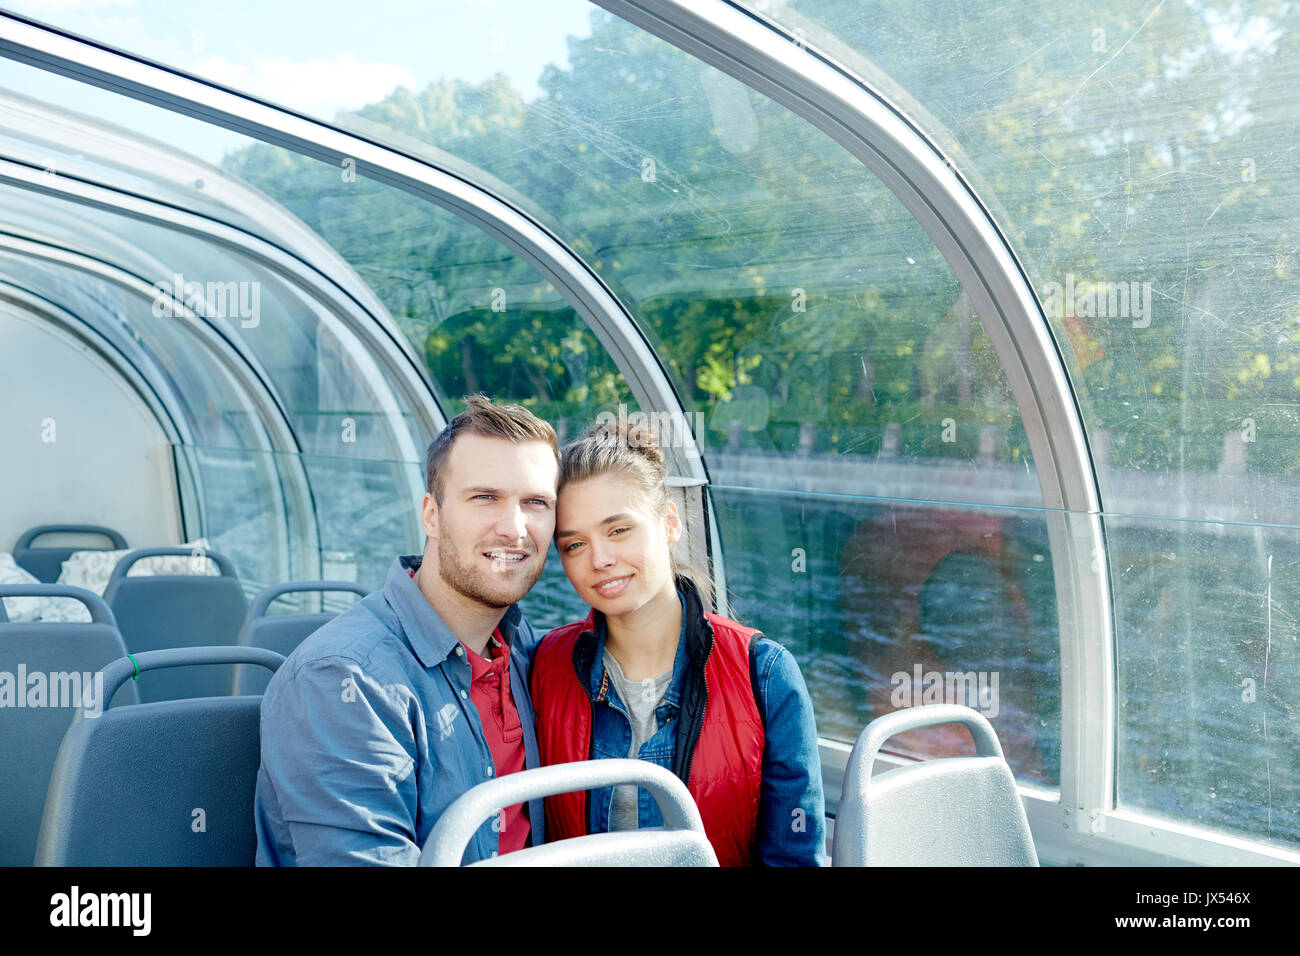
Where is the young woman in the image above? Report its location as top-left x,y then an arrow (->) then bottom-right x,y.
530,419 -> 825,866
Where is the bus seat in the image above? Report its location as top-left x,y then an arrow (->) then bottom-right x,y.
230,580 -> 368,695
420,759 -> 718,866
13,525 -> 128,583
103,548 -> 247,703
833,704 -> 1038,866
0,585 -> 139,865
34,646 -> 284,866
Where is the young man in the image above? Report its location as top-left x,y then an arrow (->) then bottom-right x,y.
254,396 -> 559,865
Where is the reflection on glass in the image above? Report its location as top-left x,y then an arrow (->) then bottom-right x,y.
712,486 -> 1061,788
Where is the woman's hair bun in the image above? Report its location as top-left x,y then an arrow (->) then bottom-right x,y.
586,415 -> 665,474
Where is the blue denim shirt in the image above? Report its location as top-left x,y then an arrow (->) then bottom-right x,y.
583,588 -> 826,866
253,555 -> 545,866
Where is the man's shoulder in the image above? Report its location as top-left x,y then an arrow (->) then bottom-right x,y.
272,591 -> 411,684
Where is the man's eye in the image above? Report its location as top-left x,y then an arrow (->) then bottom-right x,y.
611,526 -> 630,536
562,541 -> 583,553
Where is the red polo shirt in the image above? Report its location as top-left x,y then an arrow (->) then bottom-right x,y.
462,629 -> 530,854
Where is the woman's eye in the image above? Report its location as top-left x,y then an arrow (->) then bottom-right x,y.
562,541 -> 583,553
611,526 -> 630,536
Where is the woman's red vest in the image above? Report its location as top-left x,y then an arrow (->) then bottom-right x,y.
530,607 -> 766,867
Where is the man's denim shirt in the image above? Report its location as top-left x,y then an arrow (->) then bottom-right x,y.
254,555 -> 545,866
584,591 -> 826,866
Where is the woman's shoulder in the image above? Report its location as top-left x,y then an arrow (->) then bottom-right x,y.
703,609 -> 764,642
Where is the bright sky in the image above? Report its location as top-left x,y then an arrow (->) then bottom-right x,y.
0,0 -> 597,163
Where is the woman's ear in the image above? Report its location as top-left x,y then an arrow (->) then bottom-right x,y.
664,500 -> 682,545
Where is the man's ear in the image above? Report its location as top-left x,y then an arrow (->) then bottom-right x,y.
420,492 -> 440,540
665,500 -> 682,546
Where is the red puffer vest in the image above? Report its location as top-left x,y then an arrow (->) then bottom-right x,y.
531,582 -> 765,867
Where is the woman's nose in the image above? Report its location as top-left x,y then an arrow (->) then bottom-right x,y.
589,540 -> 615,568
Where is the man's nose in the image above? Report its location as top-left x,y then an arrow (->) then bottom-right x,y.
494,502 -> 528,541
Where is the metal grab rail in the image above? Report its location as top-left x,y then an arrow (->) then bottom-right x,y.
420,759 -> 718,867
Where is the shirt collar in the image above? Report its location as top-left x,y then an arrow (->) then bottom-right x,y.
465,629 -> 510,681
385,555 -> 524,670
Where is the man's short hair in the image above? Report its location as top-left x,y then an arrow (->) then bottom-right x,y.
425,394 -> 560,504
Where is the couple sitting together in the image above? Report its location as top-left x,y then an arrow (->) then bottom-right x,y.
253,395 -> 825,866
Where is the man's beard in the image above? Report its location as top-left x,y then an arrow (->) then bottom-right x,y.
437,524 -> 543,609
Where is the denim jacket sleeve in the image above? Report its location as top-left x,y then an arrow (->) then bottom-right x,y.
753,637 -> 827,866
258,654 -> 421,866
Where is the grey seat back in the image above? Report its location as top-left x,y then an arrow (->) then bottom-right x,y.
13,524 -> 127,583
421,759 -> 718,867
0,585 -> 138,865
35,646 -> 284,866
230,580 -> 367,695
834,704 -> 1038,866
104,548 -> 247,702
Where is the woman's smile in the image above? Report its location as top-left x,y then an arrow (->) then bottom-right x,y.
592,573 -> 634,599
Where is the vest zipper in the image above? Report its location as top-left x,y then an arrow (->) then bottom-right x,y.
680,626 -> 714,786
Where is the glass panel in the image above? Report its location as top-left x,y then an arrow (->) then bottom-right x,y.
1110,512 -> 1300,847
0,254 -> 273,450
742,0 -> 1300,848
172,445 -> 420,594
223,141 -> 638,431
175,444 -> 295,589
713,486 -> 1062,788
0,173 -> 426,463
0,53 -> 650,448
744,0 -> 1300,520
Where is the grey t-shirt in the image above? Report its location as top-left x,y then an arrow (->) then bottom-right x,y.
602,648 -> 672,831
